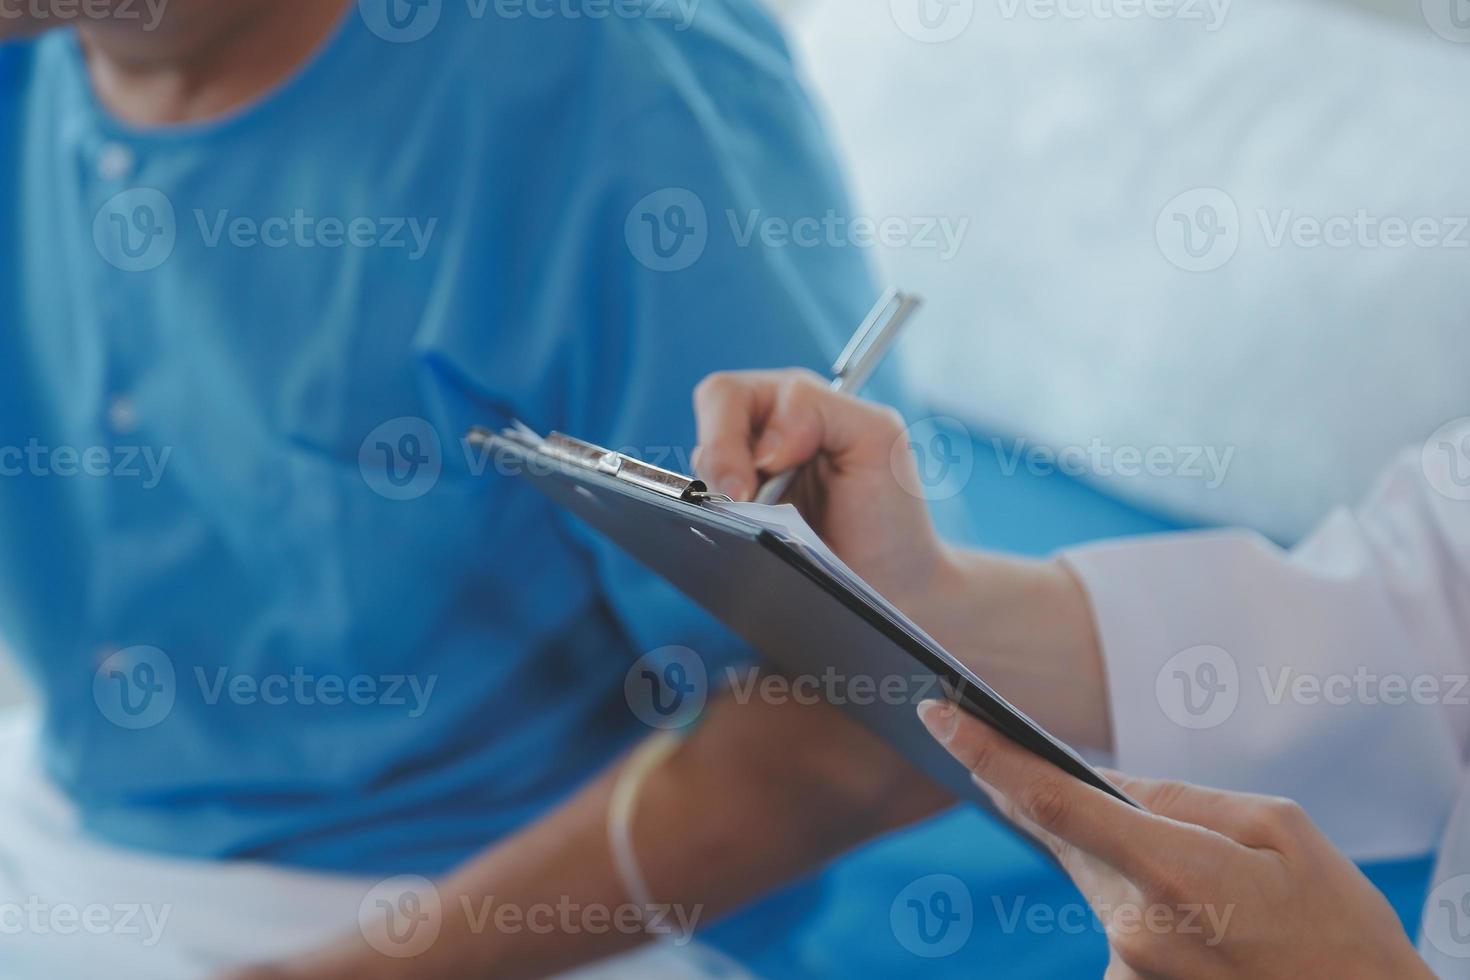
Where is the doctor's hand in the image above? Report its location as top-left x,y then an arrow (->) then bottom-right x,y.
692,368 -> 946,604
692,368 -> 1113,751
916,700 -> 1431,980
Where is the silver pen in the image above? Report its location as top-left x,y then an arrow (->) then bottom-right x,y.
753,287 -> 924,505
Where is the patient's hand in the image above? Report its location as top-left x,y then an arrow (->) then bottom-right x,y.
692,369 -> 948,608
918,700 -> 1433,980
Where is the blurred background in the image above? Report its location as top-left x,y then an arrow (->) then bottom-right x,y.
709,0 -> 1470,974
0,0 -> 1452,700
2,1 -> 1467,975
0,649 -> 23,707
787,0 -> 1470,543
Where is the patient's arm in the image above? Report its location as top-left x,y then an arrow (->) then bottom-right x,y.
229,691 -> 951,980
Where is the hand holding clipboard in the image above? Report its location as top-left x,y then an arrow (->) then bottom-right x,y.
468,289 -> 1136,832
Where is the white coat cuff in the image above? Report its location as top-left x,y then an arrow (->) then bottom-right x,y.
1060,533 -> 1234,781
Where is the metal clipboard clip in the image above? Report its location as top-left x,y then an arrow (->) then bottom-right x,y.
468,421 -> 731,504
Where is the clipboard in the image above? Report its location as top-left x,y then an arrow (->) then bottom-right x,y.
467,423 -> 1138,816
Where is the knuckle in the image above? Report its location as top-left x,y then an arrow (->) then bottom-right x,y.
1143,779 -> 1192,814
962,729 -> 998,781
693,372 -> 735,404
1023,777 -> 1071,834
874,405 -> 907,434
781,372 -> 822,405
1109,926 -> 1167,975
862,405 -> 908,447
780,370 -> 831,408
787,367 -> 827,389
1252,797 -> 1309,840
1141,857 -> 1193,906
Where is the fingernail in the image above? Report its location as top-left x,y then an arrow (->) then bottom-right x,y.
917,700 -> 958,744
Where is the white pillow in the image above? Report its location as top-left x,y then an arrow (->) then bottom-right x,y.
790,0 -> 1470,541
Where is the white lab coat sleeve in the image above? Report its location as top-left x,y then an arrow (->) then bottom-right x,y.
1062,434 -> 1470,861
